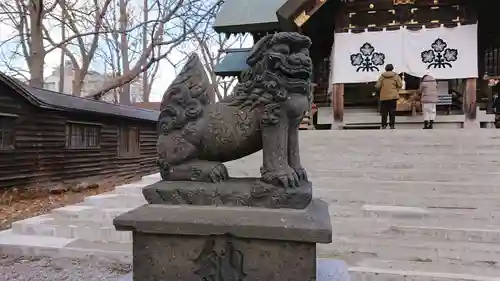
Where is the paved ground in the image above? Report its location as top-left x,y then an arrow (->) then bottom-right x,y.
0,254 -> 130,281
1,130 -> 500,281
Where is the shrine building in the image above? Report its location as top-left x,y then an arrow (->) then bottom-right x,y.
213,0 -> 498,129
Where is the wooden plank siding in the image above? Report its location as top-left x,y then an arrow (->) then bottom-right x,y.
0,76 -> 158,190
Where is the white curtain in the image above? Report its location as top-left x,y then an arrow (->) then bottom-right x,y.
332,29 -> 404,84
403,24 -> 478,79
331,24 -> 478,84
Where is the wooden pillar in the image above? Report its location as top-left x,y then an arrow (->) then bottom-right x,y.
485,81 -> 493,114
332,83 -> 344,123
464,78 -> 477,122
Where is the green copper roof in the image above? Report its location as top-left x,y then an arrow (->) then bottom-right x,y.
214,49 -> 251,77
213,0 -> 287,33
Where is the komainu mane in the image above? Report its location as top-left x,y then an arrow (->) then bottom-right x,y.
157,32 -> 313,188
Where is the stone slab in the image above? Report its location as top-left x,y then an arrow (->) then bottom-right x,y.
142,178 -> 312,209
114,199 -> 332,243
132,234 -> 317,281
356,259 -> 500,278
386,225 -> 500,243
349,267 -> 499,281
119,259 -> 350,281
320,235 -> 500,265
82,194 -> 146,208
362,205 -> 430,218
0,230 -> 74,248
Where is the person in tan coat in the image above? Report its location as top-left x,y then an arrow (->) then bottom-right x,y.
375,64 -> 403,129
418,73 -> 439,129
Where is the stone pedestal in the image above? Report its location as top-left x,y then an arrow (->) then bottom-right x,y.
114,197 -> 332,281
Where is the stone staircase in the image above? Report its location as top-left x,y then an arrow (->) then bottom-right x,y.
317,106 -> 495,129
2,130 -> 500,280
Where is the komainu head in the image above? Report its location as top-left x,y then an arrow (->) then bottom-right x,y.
229,32 -> 313,113
248,32 -> 313,88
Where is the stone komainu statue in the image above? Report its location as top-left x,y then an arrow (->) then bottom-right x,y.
157,32 -> 313,188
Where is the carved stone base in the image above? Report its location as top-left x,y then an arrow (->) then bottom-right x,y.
119,259 -> 350,281
142,178 -> 312,209
113,199 -> 332,281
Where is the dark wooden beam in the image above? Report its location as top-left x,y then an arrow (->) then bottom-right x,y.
332,83 -> 344,123
276,0 -> 328,31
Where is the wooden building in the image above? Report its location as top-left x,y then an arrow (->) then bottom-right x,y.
213,0 -> 498,128
0,72 -> 159,190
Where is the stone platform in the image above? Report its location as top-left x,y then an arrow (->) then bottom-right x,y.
3,130 -> 500,280
114,200 -> 331,281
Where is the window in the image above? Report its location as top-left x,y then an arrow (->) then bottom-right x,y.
43,82 -> 56,90
65,122 -> 101,148
118,126 -> 139,156
0,116 -> 15,149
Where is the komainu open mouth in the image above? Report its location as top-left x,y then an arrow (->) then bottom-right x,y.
268,55 -> 311,82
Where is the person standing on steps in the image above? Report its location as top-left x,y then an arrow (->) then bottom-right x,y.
493,93 -> 500,128
375,64 -> 403,129
418,72 -> 439,129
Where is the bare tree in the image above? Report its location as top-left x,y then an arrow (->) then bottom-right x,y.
90,0 -> 224,104
58,0 -> 66,93
178,4 -> 250,102
197,33 -> 249,102
44,0 -> 114,96
1,0 -> 223,104
0,0 -> 59,87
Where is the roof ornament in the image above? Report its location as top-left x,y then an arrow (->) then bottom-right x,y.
393,0 -> 416,4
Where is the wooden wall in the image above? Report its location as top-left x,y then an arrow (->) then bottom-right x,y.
0,83 -> 158,190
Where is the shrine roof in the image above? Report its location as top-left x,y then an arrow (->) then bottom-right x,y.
214,48 -> 251,77
0,72 -> 159,122
213,0 -> 287,33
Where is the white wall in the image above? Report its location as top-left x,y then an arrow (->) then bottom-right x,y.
43,61 -> 144,103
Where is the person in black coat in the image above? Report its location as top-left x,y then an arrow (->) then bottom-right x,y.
494,94 -> 500,128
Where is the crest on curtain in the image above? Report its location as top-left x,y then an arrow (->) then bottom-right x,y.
350,42 -> 386,72
421,38 -> 458,69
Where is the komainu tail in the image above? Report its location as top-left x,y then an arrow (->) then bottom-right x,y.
158,53 -> 213,135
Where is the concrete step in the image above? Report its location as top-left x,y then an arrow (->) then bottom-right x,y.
320,236 -> 500,266
298,129 -> 500,138
51,205 -> 132,222
11,216 -> 131,243
245,148 -> 500,162
112,183 -> 146,195
307,136 -> 500,145
383,225 -> 500,244
82,193 -> 146,208
140,173 -> 161,182
336,204 -> 500,225
329,216 -> 500,243
319,145 -> 500,156
348,266 -> 500,281
29,206 -> 500,244
313,178 -> 500,195
0,230 -> 131,263
308,160 -> 500,174
360,204 -> 500,222
309,135 -> 500,144
309,169 -> 500,185
329,205 -> 430,219
354,259 -> 500,278
303,152 -> 500,165
307,161 -> 500,174
316,188 -> 500,208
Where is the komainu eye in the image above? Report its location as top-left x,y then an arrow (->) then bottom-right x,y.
273,44 -> 290,54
